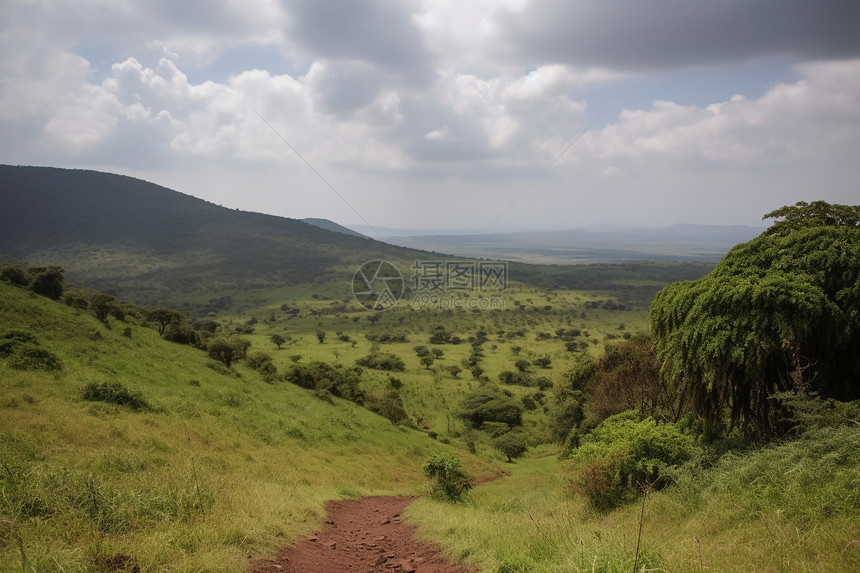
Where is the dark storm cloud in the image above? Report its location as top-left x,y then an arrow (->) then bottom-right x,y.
284,0 -> 432,82
498,0 -> 860,70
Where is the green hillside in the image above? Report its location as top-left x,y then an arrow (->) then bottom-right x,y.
0,165 -> 433,308
5,165 -> 855,573
0,165 -> 713,315
0,281 -> 489,572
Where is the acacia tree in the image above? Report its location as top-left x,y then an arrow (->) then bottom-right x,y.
650,201 -> 860,434
493,429 -> 528,462
270,333 -> 286,349
207,338 -> 241,367
148,308 -> 185,336
30,266 -> 64,300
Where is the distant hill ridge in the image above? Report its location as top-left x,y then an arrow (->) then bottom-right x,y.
302,217 -> 366,238
0,165 -> 425,304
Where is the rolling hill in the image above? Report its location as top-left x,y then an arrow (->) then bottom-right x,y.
0,165 -> 430,307
0,165 -> 714,315
0,279 -> 488,572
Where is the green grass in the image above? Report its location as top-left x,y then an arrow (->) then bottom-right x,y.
219,283 -> 654,441
406,429 -> 860,572
0,283 -> 493,572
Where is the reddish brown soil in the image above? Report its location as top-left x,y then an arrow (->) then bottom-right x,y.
252,496 -> 476,573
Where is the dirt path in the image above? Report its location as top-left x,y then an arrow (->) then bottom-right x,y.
252,496 -> 476,573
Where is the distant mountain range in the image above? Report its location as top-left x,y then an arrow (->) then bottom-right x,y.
357,225 -> 766,264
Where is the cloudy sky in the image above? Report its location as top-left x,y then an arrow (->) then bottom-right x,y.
2,0 -> 859,233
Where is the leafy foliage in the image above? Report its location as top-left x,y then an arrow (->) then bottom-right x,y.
81,381 -> 151,411
422,454 -> 472,502
0,330 -> 39,357
206,338 -> 241,367
461,387 -> 523,428
148,308 -> 185,336
762,200 -> 860,236
284,360 -> 365,404
547,357 -> 595,443
493,429 -> 529,462
28,266 -> 65,300
567,411 -> 694,511
585,333 -> 679,427
6,344 -> 62,371
651,201 -> 860,433
365,391 -> 410,425
355,350 -> 406,372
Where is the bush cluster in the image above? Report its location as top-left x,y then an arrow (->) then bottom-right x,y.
461,387 -> 523,429
284,361 -> 365,403
567,411 -> 694,511
423,454 -> 472,502
1,330 -> 62,371
355,350 -> 406,372
81,381 -> 151,411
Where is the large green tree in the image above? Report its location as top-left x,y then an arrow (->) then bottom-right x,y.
650,201 -> 860,434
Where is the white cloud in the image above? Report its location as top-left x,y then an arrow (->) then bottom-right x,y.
2,1 -> 859,229
580,59 -> 860,169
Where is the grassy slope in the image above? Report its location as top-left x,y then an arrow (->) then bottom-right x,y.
0,283 -> 492,572
407,431 -> 860,572
217,282 -> 655,441
0,165 -> 435,308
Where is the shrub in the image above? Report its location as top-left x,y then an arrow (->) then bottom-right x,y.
429,329 -> 452,344
29,266 -> 64,299
461,387 -> 523,428
493,428 -> 529,462
499,370 -> 532,386
585,334 -> 671,427
207,338 -> 241,367
284,361 -> 365,404
81,382 -> 151,411
162,323 -> 200,346
548,389 -> 586,443
247,350 -> 277,382
423,454 -> 472,502
0,265 -> 31,286
2,330 -> 39,345
7,344 -> 62,371
0,330 -> 39,358
365,392 -> 409,425
0,340 -> 21,357
355,351 -> 406,372
771,390 -> 860,435
246,350 -> 273,370
568,411 -> 694,511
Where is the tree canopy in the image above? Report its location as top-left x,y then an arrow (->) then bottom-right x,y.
650,201 -> 860,433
